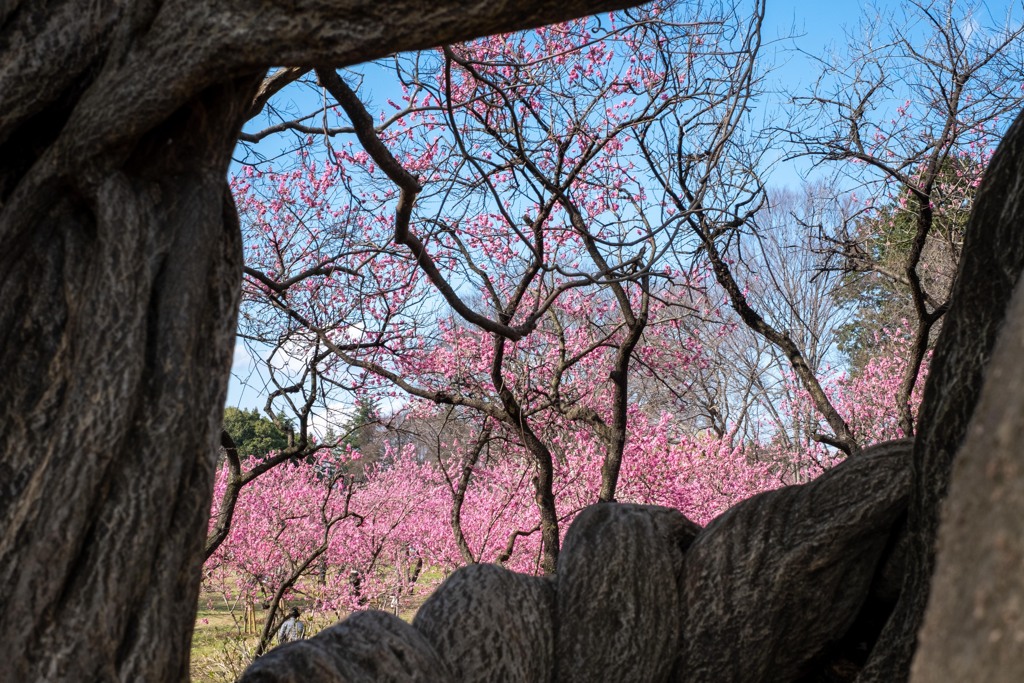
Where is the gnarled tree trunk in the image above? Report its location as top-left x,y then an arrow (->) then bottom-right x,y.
0,0 -> 642,679
912,259 -> 1024,680
0,69 -> 255,680
907,111 -> 1024,681
859,106 -> 1024,681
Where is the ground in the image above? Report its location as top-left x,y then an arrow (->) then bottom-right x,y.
191,577 -> 439,681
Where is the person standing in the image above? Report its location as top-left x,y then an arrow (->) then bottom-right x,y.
275,608 -> 306,645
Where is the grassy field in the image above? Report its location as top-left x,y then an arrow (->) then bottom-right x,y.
191,582 -> 437,682
191,589 -> 261,682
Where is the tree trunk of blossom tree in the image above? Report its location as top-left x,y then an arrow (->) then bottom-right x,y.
0,0 -> 642,680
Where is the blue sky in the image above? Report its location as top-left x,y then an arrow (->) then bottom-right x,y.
226,0 -> 1024,412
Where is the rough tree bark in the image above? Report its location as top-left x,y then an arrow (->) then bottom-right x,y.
0,67 -> 254,681
906,114 -> 1024,680
243,610 -> 455,683
677,441 -> 911,682
0,0 -> 643,679
911,267 -> 1024,680
855,107 -> 1024,682
8,0 -> 1024,679
555,504 -> 701,683
413,564 -> 556,683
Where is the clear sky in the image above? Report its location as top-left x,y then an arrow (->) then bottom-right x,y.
226,0 -> 1024,411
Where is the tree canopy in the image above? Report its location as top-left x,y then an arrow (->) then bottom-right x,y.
223,407 -> 291,459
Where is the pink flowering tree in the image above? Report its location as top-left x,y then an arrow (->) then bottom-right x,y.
231,0 -> 768,573
205,443 -> 452,654
217,5 -> 1024,623
628,0 -> 1024,458
791,0 -> 1024,437
833,324 -> 931,444
751,321 -> 932,483
204,398 -> 785,651
204,449 -> 355,655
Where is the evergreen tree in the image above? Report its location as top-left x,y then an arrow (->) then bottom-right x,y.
223,407 -> 291,459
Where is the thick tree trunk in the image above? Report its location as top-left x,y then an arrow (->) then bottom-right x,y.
907,110 -> 1024,680
413,564 -> 557,683
0,0 -> 643,679
679,441 -> 911,682
911,270 -> 1024,680
0,72 -> 256,679
859,107 -> 1024,681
